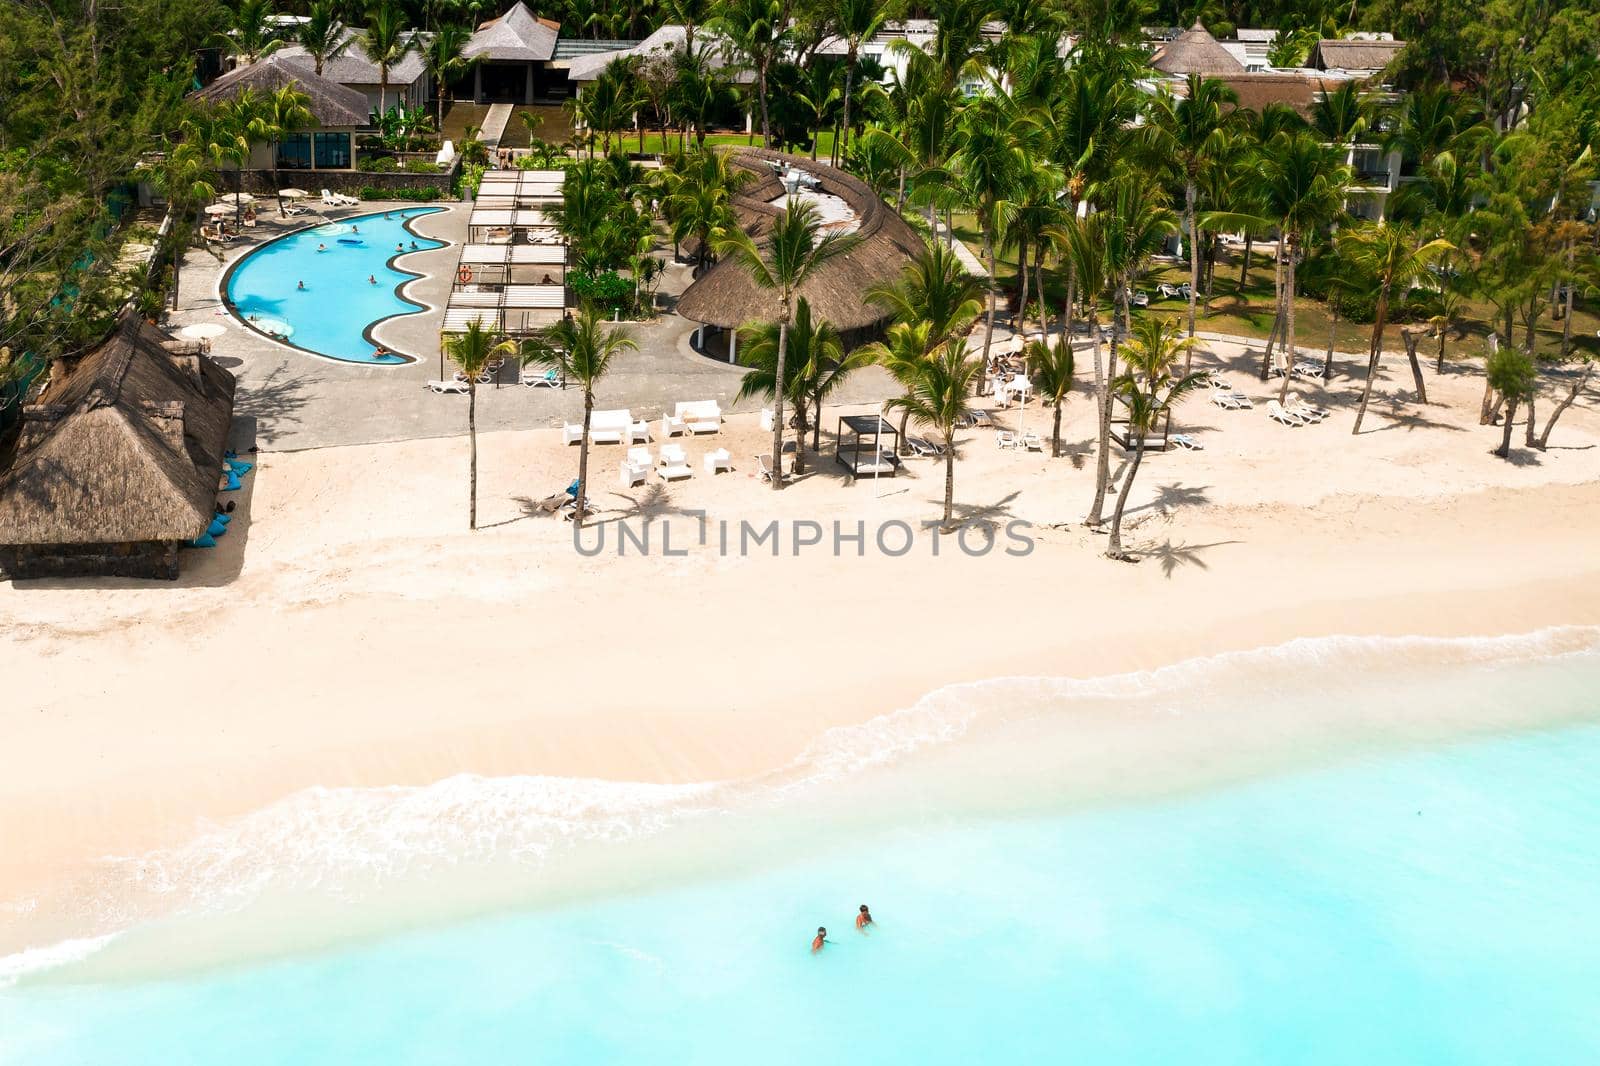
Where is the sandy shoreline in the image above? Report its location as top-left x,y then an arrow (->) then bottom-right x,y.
2,340 -> 1598,954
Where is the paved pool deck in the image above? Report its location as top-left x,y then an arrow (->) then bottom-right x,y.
168,200 -> 899,451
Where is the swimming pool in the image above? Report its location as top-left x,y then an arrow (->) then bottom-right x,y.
223,207 -> 447,365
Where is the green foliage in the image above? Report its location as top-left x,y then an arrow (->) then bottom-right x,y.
568,271 -> 633,311
358,185 -> 442,202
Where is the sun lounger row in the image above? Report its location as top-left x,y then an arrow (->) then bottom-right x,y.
1267,398 -> 1330,426
996,429 -> 1044,452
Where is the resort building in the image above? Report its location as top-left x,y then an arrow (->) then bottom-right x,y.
1150,22 -> 1407,222
677,148 -> 922,363
277,31 -> 429,116
194,55 -> 368,173
0,317 -> 237,581
462,1 -> 563,104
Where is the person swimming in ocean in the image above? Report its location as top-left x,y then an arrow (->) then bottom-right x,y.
811,927 -> 828,953
855,905 -> 873,931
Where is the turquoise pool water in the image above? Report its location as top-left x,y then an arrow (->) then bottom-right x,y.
223,207 -> 446,365
4,636 -> 1599,1064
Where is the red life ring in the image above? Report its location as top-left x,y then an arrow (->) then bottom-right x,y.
457,265 -> 473,284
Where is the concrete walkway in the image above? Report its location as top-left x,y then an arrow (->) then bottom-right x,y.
479,104 -> 514,148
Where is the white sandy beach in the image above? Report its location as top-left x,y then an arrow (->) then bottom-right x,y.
2,338 -> 1599,956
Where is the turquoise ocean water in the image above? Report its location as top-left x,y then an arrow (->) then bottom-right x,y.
4,633 -> 1599,1064
224,207 -> 445,365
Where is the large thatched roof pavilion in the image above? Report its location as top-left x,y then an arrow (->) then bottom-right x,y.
1150,22 -> 1246,76
676,148 -> 923,360
0,315 -> 236,580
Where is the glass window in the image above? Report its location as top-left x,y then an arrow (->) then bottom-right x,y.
314,132 -> 351,170
277,133 -> 311,170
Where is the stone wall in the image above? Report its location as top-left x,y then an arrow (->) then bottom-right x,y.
236,167 -> 456,198
0,540 -> 183,581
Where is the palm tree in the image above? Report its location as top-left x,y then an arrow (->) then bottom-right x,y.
1429,285 -> 1465,373
1311,81 -> 1377,147
188,102 -> 257,229
218,0 -> 285,65
260,86 -> 315,193
1250,132 -> 1350,398
951,90 -> 1027,368
573,58 -> 644,156
359,2 -> 414,119
1148,74 -> 1238,344
794,64 -> 840,161
443,321 -> 517,530
661,147 -> 747,274
710,0 -> 786,149
735,299 -> 870,468
1105,318 -> 1206,559
865,240 -> 984,349
1343,222 -> 1454,432
423,23 -> 474,133
297,1 -> 348,77
1025,337 -> 1076,457
1087,174 -> 1177,527
830,0 -> 889,158
997,158 -> 1063,339
717,202 -> 861,488
521,309 -> 638,527
885,341 -> 984,529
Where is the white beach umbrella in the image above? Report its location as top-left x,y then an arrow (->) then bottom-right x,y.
277,188 -> 309,199
179,323 -> 226,340
216,192 -> 255,206
203,203 -> 234,216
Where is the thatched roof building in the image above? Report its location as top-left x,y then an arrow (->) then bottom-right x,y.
196,54 -> 370,128
1151,22 -> 1246,76
0,316 -> 236,580
466,1 -> 561,62
1310,38 -> 1405,76
676,148 -> 924,333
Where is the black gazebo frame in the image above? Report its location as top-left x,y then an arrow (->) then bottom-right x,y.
835,413 -> 902,478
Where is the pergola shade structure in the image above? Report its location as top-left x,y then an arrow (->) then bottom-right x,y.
835,413 -> 902,478
445,170 -> 568,335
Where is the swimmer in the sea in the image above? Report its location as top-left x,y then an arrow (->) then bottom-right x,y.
811,927 -> 828,953
855,905 -> 872,931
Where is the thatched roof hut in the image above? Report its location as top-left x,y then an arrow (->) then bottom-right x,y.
196,54 -> 371,128
1309,39 -> 1404,76
1215,73 -> 1345,118
0,316 -> 237,580
1151,22 -> 1246,76
676,148 -> 924,333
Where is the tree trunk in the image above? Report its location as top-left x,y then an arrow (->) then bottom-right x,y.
437,78 -> 446,133
1524,390 -> 1537,447
757,63 -> 772,149
942,443 -> 955,528
1062,264 -> 1076,345
1051,400 -> 1062,458
467,381 -> 479,529
1325,299 -> 1338,379
770,309 -> 789,487
841,50 -> 857,158
1086,313 -> 1108,526
1560,244 -> 1576,358
1535,361 -> 1594,449
1436,327 -> 1447,374
1107,430 -> 1146,559
981,231 -> 997,374
1261,233 -> 1284,380
1239,235 -> 1252,287
575,388 -> 594,527
1495,395 -> 1518,457
1406,333 -> 1428,403
1185,179 -> 1198,344
1033,251 -> 1047,341
812,384 -> 823,451
1016,240 -> 1031,340
1278,246 -> 1298,403
1091,291 -> 1126,528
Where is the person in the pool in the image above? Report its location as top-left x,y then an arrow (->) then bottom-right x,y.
409,240 -> 418,250
373,345 -> 389,359
811,927 -> 828,953
297,280 -> 305,290
396,242 -> 404,252
855,905 -> 873,931
316,243 -> 327,252
351,224 -> 359,233
368,274 -> 377,285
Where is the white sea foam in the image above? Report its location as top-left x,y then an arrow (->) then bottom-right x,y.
10,626 -> 1599,982
0,934 -> 120,990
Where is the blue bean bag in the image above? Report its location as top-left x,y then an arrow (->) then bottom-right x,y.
566,478 -> 581,498
228,460 -> 253,475
213,511 -> 232,525
220,473 -> 241,492
190,533 -> 217,548
207,519 -> 227,537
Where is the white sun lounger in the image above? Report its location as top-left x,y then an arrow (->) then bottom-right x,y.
321,188 -> 358,207
755,453 -> 776,483
1267,400 -> 1307,426
521,367 -> 560,387
996,430 -> 1021,449
906,436 -> 944,457
425,379 -> 468,394
658,443 -> 692,480
1171,433 -> 1204,450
